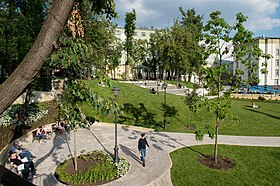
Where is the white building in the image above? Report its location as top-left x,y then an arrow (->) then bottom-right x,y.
234,37 -> 280,86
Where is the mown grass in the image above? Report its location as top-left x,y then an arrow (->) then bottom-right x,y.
166,80 -> 196,89
170,145 -> 280,186
83,79 -> 280,136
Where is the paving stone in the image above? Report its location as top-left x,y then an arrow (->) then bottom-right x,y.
17,122 -> 280,186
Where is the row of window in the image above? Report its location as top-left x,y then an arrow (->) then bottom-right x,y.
115,30 -> 150,37
134,31 -> 147,37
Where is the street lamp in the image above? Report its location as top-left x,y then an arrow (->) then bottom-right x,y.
112,86 -> 120,163
162,82 -> 168,129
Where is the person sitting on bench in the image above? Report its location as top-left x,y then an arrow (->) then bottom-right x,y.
36,126 -> 46,142
55,120 -> 65,133
9,152 -> 35,179
9,142 -> 36,160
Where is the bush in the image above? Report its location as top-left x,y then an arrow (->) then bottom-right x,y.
258,96 -> 266,101
0,102 -> 49,127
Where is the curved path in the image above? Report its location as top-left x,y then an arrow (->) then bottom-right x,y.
20,122 -> 280,186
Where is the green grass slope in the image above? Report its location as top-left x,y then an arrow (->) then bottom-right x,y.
84,80 -> 280,136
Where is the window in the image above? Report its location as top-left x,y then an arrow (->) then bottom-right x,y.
115,30 -> 121,35
141,32 -> 146,37
276,59 -> 279,67
134,31 -> 138,36
276,69 -> 279,76
276,49 -> 280,56
275,79 -> 279,85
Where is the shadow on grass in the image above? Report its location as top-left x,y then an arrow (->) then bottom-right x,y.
186,147 -> 207,157
119,103 -> 161,129
119,102 -> 179,130
243,107 -> 280,120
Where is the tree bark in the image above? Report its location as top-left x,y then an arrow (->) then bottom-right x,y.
0,0 -> 74,115
86,62 -> 91,80
214,116 -> 219,163
125,64 -> 130,81
74,129 -> 78,171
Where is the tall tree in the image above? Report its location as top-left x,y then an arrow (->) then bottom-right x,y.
124,9 -> 136,80
179,7 -> 206,83
81,0 -> 118,79
131,39 -> 149,79
0,0 -> 47,82
0,0 -> 116,115
148,31 -> 163,79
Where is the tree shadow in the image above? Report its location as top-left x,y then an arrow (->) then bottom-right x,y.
243,107 -> 280,120
30,129 -> 71,185
88,129 -> 110,154
119,103 -> 162,129
152,132 -> 186,150
152,144 -> 163,151
186,147 -> 207,157
119,144 -> 142,164
159,103 -> 178,118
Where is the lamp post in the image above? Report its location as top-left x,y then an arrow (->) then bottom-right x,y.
162,82 -> 168,129
112,86 -> 120,163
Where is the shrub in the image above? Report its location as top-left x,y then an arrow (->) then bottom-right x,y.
258,96 -> 266,101
0,103 -> 49,127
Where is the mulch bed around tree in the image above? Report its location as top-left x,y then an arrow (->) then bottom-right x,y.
185,125 -> 196,130
197,155 -> 235,170
55,153 -> 118,186
65,157 -> 97,174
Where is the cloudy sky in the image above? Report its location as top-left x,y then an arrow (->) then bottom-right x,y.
113,0 -> 280,37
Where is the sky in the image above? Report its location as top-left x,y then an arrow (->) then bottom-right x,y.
113,0 -> 280,37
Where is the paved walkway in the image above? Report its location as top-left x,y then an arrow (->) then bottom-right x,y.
20,122 -> 280,186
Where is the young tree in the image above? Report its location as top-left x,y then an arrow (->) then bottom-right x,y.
193,11 -> 271,163
124,9 -> 136,80
48,2 -> 118,171
60,80 -> 116,171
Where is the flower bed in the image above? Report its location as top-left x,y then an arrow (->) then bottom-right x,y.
55,150 -> 129,185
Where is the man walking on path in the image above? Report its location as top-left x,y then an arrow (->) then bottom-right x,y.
138,133 -> 150,167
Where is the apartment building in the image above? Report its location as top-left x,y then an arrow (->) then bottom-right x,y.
234,37 -> 280,86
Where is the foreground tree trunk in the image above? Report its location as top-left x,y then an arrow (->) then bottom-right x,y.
0,0 -> 74,115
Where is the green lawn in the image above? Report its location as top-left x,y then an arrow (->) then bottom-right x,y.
84,79 -> 280,136
170,145 -> 280,186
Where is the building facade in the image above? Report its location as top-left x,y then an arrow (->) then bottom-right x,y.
234,37 -> 280,86
111,27 -> 156,79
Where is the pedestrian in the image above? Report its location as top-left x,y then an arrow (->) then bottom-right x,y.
138,133 -> 150,167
